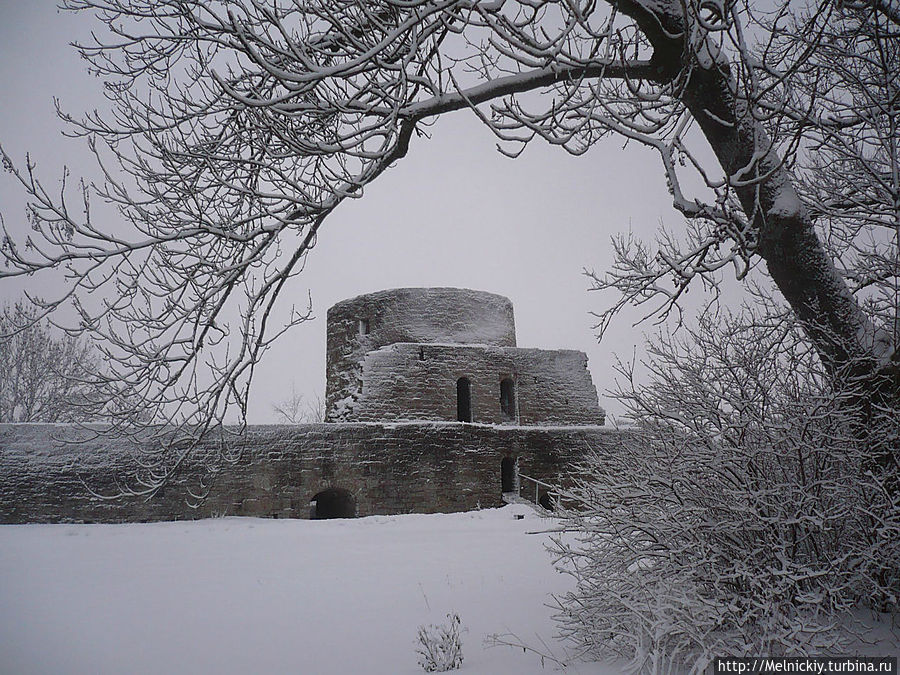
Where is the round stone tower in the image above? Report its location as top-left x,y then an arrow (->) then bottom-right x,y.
325,288 -> 515,421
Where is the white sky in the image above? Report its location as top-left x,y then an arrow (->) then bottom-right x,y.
0,3 -> 707,423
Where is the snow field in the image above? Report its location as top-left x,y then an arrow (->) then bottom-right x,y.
0,505 -> 614,675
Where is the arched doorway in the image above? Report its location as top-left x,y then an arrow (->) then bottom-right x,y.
501,456 -> 518,494
309,487 -> 356,519
457,377 -> 472,422
539,491 -> 555,511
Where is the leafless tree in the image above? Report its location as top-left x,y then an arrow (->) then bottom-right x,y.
550,305 -> 900,670
271,384 -> 324,423
0,0 -> 897,485
587,2 -> 899,380
0,301 -> 101,422
786,4 -> 900,343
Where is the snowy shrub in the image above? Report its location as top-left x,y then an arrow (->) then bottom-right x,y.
416,613 -> 464,672
550,310 -> 899,673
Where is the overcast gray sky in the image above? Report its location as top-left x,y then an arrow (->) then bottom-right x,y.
0,3 -> 698,423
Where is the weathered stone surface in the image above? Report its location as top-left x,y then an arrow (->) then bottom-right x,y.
0,423 -> 625,523
326,288 -> 516,420
325,287 -> 604,425
353,344 -> 604,425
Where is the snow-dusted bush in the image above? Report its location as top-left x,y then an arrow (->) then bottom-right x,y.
550,310 -> 899,672
416,613 -> 464,672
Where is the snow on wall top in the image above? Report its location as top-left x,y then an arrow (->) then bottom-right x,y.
325,288 -> 516,420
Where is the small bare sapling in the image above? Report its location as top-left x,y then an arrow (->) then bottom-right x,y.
415,613 -> 463,672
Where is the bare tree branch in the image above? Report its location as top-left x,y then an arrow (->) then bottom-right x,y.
0,0 -> 897,489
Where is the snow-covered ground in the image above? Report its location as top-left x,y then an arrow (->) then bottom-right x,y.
0,505 -> 614,675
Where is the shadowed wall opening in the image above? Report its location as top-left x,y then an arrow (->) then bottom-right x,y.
500,378 -> 516,420
457,377 -> 472,422
539,491 -> 555,511
310,488 -> 356,519
501,456 -> 518,494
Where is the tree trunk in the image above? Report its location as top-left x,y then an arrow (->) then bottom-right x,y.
681,67 -> 892,380
618,0 -> 895,384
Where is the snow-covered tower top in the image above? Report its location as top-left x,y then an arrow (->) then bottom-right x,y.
329,287 -> 516,348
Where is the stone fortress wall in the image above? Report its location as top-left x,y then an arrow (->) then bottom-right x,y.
1,287 -> 613,524
0,423 -> 623,523
355,344 -> 604,425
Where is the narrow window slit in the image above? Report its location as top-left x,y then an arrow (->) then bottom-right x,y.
457,377 -> 472,422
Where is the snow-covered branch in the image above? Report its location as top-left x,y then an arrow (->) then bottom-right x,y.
0,0 -> 897,489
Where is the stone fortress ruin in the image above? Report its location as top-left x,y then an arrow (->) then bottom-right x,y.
325,288 -> 605,427
1,288 -> 623,524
